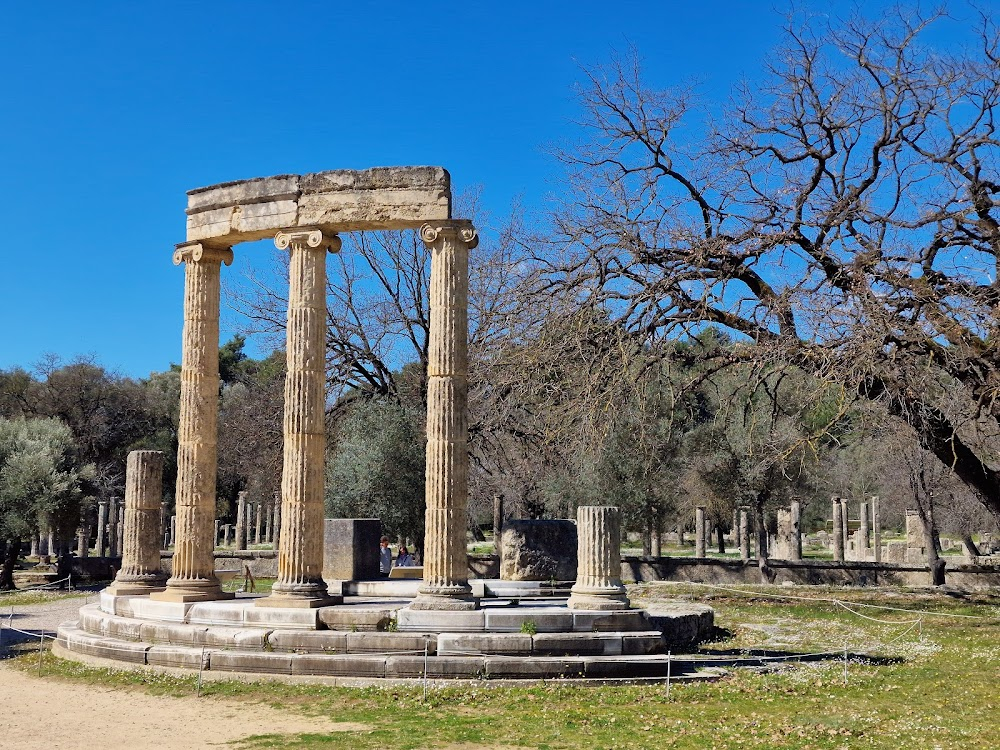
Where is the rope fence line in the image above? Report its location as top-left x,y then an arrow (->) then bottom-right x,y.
667,581 -> 996,619
0,575 -> 76,595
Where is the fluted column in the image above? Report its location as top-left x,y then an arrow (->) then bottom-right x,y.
739,507 -> 750,561
258,228 -> 340,608
695,507 -> 706,557
412,222 -> 478,610
832,497 -> 845,562
271,491 -> 281,547
235,491 -> 248,551
106,498 -> 118,558
96,500 -> 108,558
153,242 -> 233,602
859,500 -> 870,559
107,451 -> 168,595
871,495 -> 882,563
568,506 -> 630,610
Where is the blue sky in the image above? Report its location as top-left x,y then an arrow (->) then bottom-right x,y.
0,1 -> 973,378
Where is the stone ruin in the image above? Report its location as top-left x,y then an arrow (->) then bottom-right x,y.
56,167 -> 714,681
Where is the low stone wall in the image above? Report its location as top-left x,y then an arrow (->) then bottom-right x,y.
159,551 -> 280,578
621,556 -> 1000,589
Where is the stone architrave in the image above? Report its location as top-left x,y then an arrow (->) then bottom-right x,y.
96,500 -> 108,558
411,222 -> 479,611
832,497 -> 845,562
152,242 -> 234,603
322,519 -> 383,581
739,507 -> 750,561
790,500 -> 803,560
695,507 -> 707,558
106,450 -> 168,595
235,491 -> 248,551
258,229 -> 341,608
106,498 -> 118,558
254,500 -> 263,546
871,496 -> 882,563
859,500 -> 871,558
567,506 -> 630,611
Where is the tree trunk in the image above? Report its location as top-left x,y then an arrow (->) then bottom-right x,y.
961,533 -> 981,558
716,526 -> 725,554
0,538 -> 19,590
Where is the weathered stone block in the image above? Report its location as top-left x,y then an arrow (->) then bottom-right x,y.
317,606 -> 394,632
484,656 -> 585,679
482,608 -> 573,633
291,654 -> 386,677
571,610 -> 647,632
396,608 -> 485,632
532,632 -> 623,656
147,645 -> 208,669
322,518 -> 382,582
211,651 -> 292,675
244,606 -> 319,629
345,632 -> 436,654
584,656 -> 671,678
622,632 -> 666,655
438,633 -> 532,656
268,630 -> 347,653
500,519 -> 577,581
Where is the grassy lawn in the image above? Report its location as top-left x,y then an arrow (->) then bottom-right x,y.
12,583 -> 1000,749
0,589 -> 91,607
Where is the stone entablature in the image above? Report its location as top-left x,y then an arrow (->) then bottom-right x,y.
185,166 -> 451,245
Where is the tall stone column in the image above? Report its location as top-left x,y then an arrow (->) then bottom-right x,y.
254,501 -> 263,546
412,222 -> 478,610
840,498 -> 850,558
106,500 -> 118,558
739,507 -> 750,561
77,527 -> 89,559
271,491 -> 281,547
790,499 -> 803,561
153,242 -> 233,603
871,495 -> 882,563
493,495 -> 504,541
107,450 -> 168,595
235,491 -> 248,551
115,504 -> 125,557
169,515 -> 176,547
859,500 -> 870,558
568,506 -> 630,610
264,497 -> 273,544
259,228 -> 340,608
96,500 -> 108,557
832,497 -> 845,562
214,520 -> 221,548
695,507 -> 707,557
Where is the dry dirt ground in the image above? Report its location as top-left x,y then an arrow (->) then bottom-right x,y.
0,594 -> 368,749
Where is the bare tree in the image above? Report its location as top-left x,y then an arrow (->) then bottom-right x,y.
546,7 -> 1000,521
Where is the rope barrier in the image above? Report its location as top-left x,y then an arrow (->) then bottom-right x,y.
662,581 -> 996,619
0,576 -> 76,595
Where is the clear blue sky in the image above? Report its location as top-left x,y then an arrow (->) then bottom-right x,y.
0,1 -> 972,378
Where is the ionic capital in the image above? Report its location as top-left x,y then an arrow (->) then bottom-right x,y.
274,228 -> 342,253
419,221 -> 479,250
173,242 -> 234,267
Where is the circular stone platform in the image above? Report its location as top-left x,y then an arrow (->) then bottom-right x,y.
55,588 -> 714,682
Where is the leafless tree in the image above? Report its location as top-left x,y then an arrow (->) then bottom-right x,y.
546,7 -> 1000,521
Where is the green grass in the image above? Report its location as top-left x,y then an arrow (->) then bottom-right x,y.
0,589 -> 90,607
13,583 -> 1000,749
222,576 -> 276,595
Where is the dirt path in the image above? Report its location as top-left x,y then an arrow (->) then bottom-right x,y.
0,664 -> 368,749
0,595 -> 369,749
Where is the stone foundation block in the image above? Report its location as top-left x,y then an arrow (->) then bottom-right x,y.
532,632 -> 623,656
186,602 -> 246,626
78,608 -> 109,636
438,633 -> 532,656
396,608 -> 485,633
584,655 -> 670,678
571,610 -> 647,632
482,609 -> 573,633
104,616 -> 144,642
64,629 -> 149,664
244,606 -> 319,629
622,632 -> 666,655
147,645 -> 209,669
292,654 -> 386,677
211,652 -> 293,675
385,655 -> 486,679
268,631 -> 348,653
317,607 -> 396,632
345,632 -> 436,654
484,656 -> 585,679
